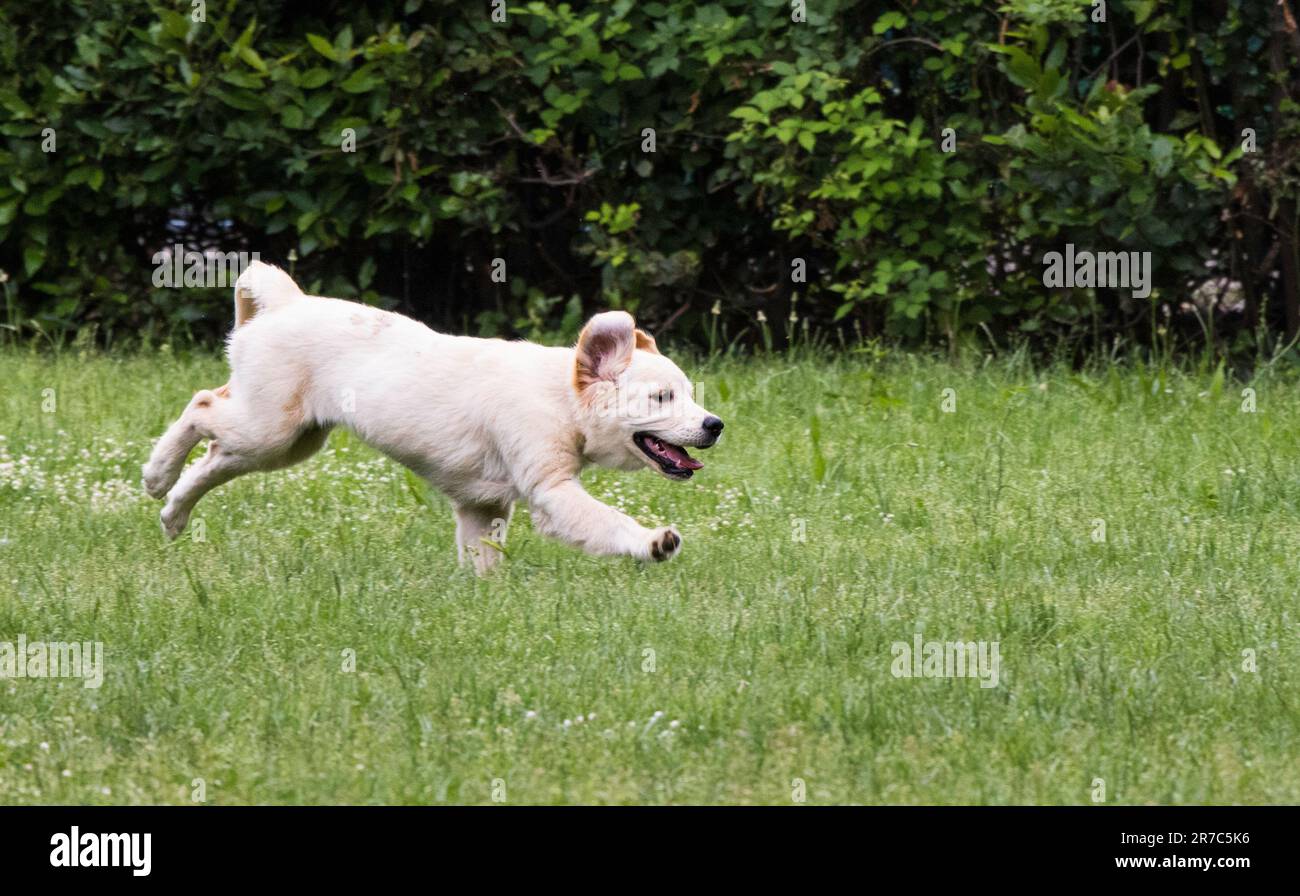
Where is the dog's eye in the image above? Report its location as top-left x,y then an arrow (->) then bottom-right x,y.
654,390 -> 673,404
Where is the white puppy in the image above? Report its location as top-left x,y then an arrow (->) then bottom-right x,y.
143,261 -> 724,572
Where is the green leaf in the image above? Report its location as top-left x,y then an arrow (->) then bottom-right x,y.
306,33 -> 340,62
730,106 -> 767,124
0,90 -> 34,119
358,256 -> 377,289
300,68 -> 332,89
213,89 -> 263,112
220,71 -> 263,89
303,92 -> 333,119
239,45 -> 269,74
23,245 -> 45,276
872,12 -> 907,35
340,66 -> 381,94
1001,47 -> 1040,89
159,10 -> 191,41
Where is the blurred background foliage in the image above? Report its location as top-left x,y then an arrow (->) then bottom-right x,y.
0,0 -> 1297,356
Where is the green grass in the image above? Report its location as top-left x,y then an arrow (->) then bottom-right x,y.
1,344 -> 1298,804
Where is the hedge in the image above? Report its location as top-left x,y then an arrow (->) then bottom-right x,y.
0,0 -> 1297,355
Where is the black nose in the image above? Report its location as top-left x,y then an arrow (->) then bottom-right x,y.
702,416 -> 724,435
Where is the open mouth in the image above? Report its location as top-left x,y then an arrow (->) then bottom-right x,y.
634,432 -> 705,480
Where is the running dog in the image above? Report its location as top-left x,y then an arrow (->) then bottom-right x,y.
142,261 -> 724,572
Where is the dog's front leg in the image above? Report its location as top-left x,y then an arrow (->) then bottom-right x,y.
528,479 -> 681,561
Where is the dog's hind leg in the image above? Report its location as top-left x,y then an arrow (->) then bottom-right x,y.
143,384 -> 231,500
159,439 -> 249,539
157,385 -> 328,539
454,501 -> 513,574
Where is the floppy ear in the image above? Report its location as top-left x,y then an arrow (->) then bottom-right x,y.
574,311 -> 637,392
634,328 -> 660,355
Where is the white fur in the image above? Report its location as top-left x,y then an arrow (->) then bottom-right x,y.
142,261 -> 722,572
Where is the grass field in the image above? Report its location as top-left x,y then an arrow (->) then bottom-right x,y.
1,344 -> 1298,804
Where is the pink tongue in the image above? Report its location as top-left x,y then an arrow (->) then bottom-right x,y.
657,439 -> 703,470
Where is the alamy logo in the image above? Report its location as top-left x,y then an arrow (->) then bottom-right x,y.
0,636 -> 104,688
151,243 -> 260,288
890,634 -> 1000,688
1042,244 -> 1152,299
50,827 -> 151,877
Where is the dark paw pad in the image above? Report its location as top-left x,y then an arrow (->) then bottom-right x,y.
650,529 -> 680,561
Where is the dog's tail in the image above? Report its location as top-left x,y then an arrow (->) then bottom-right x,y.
233,260 -> 305,327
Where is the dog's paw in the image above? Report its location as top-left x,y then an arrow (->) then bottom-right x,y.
647,526 -> 681,562
141,460 -> 177,500
159,502 -> 190,540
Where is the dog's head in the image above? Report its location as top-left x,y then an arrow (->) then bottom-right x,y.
572,311 -> 723,480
